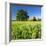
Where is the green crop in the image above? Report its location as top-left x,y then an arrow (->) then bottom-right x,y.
11,21 -> 41,40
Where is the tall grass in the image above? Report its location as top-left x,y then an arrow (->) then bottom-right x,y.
11,21 -> 41,40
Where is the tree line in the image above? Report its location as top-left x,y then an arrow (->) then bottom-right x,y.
16,9 -> 41,21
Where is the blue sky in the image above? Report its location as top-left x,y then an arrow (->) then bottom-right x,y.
10,4 -> 41,20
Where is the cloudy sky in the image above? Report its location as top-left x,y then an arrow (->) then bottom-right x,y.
10,4 -> 42,20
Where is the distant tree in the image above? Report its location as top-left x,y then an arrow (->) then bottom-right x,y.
38,18 -> 41,21
16,9 -> 29,21
33,17 -> 37,21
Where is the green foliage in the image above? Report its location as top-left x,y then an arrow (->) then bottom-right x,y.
16,9 -> 29,21
33,17 -> 37,21
11,21 -> 41,40
38,18 -> 41,21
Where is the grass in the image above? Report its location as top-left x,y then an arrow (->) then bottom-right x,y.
11,21 -> 41,40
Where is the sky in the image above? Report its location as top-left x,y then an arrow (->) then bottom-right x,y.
10,4 -> 41,20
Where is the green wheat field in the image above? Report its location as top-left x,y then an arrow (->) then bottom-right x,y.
11,21 -> 41,40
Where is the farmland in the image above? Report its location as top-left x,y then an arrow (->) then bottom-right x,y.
11,21 -> 41,40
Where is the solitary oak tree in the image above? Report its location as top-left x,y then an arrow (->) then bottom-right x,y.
16,9 -> 29,21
